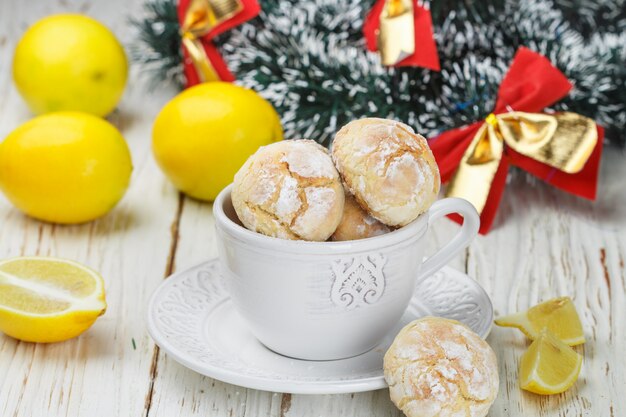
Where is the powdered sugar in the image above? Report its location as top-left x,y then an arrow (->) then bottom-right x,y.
238,204 -> 258,231
273,176 -> 301,219
374,141 -> 397,175
281,141 -> 337,178
248,168 -> 277,205
387,154 -> 433,193
422,371 -> 451,402
354,142 -> 377,156
293,186 -> 338,234
435,361 -> 459,380
357,176 -> 366,194
303,186 -> 335,218
394,333 -> 437,360
440,340 -> 473,371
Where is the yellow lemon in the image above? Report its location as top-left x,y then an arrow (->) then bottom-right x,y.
152,82 -> 283,201
13,14 -> 127,116
0,257 -> 107,343
495,297 -> 585,346
519,329 -> 583,395
0,112 -> 132,224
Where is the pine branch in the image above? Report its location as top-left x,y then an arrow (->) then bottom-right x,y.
554,0 -> 626,38
130,0 -> 625,146
128,0 -> 184,88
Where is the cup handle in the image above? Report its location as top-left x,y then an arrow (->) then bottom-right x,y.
418,198 -> 480,279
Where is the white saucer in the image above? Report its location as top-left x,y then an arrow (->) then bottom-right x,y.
147,259 -> 493,394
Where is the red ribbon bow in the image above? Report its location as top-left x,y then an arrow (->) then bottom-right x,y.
429,47 -> 604,234
177,0 -> 260,88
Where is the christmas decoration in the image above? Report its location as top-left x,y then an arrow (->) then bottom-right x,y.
177,0 -> 260,87
131,0 -> 625,147
13,14 -> 127,117
363,0 -> 440,70
430,47 -> 603,234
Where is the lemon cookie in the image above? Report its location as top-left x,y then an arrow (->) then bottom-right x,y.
331,192 -> 391,241
232,140 -> 344,241
332,118 -> 440,227
384,317 -> 499,417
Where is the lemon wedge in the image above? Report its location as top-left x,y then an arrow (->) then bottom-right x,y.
0,257 -> 106,343
519,329 -> 583,394
495,297 -> 585,346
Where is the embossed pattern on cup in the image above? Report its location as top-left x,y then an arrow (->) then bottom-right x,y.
330,254 -> 387,310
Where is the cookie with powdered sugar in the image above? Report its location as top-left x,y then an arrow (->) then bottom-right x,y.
384,317 -> 499,417
332,118 -> 440,227
330,192 -> 391,241
232,140 -> 345,241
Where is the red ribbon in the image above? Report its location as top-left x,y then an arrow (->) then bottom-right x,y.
429,47 -> 604,234
177,0 -> 260,88
363,0 -> 440,71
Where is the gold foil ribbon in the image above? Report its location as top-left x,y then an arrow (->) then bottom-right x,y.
447,111 -> 598,213
378,0 -> 415,65
180,0 -> 243,82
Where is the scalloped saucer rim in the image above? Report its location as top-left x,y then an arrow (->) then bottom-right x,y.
147,258 -> 493,394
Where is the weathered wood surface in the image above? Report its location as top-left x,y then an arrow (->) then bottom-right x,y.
0,1 -> 624,416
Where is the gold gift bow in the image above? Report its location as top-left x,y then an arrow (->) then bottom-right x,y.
379,0 -> 415,65
447,111 -> 598,214
180,0 -> 243,82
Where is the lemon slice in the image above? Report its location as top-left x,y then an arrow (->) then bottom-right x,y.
519,329 -> 583,394
494,297 -> 585,345
0,257 -> 106,343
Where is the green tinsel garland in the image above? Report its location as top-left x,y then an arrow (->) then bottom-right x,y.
130,0 -> 625,146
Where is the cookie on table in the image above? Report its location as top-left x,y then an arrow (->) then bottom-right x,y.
330,192 -> 391,241
232,140 -> 345,241
384,317 -> 499,417
332,118 -> 440,227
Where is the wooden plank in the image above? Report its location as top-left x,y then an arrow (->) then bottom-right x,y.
145,197 -> 284,417
0,1 -> 183,416
469,150 -> 626,416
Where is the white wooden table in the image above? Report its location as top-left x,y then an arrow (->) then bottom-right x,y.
1,1 -> 624,416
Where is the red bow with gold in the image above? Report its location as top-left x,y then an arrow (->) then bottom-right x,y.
429,47 -> 604,234
177,0 -> 260,88
363,0 -> 440,70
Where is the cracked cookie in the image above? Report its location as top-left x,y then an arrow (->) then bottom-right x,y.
332,118 -> 440,227
232,140 -> 344,241
384,317 -> 499,417
330,192 -> 391,241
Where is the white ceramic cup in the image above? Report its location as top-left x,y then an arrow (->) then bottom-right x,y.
214,185 -> 480,360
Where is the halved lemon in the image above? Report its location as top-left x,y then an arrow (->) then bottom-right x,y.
495,297 -> 585,346
519,329 -> 583,394
0,257 -> 106,343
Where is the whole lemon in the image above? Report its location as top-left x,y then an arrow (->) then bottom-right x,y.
152,82 -> 283,201
0,112 -> 132,224
12,14 -> 127,116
